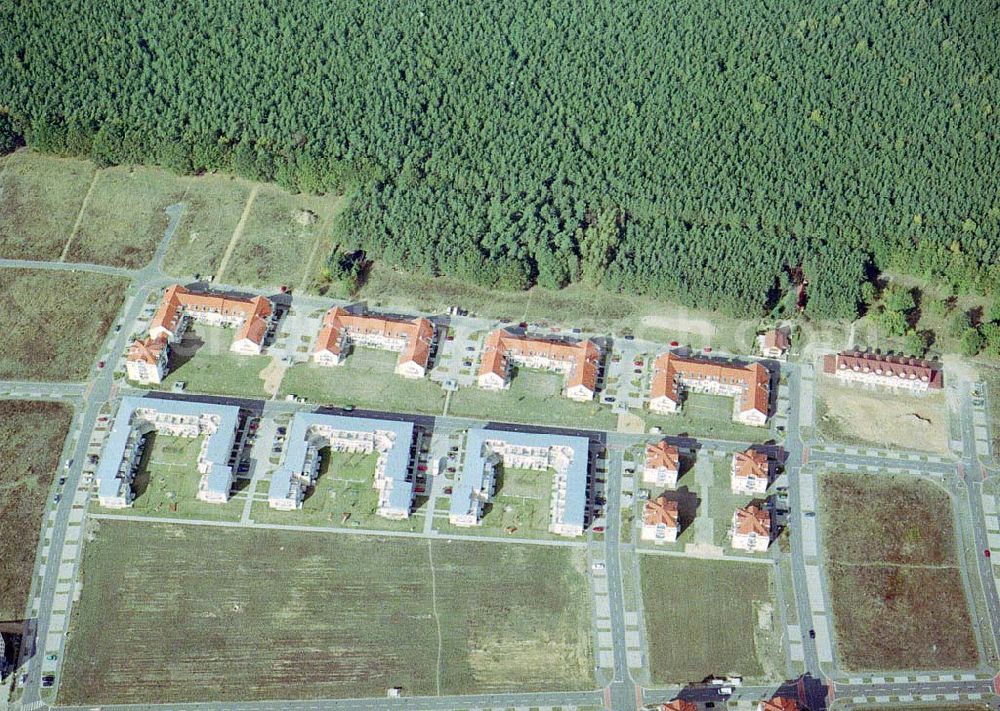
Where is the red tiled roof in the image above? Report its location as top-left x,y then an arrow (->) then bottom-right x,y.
660,700 -> 698,711
734,505 -> 771,537
650,353 -> 769,417
478,329 -> 601,394
313,307 -> 434,370
646,441 -> 680,473
733,448 -> 768,480
823,351 -> 943,388
126,334 -> 168,365
762,329 -> 790,351
644,496 -> 679,528
759,698 -> 801,711
150,285 -> 272,347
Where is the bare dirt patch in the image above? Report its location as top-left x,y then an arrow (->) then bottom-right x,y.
816,378 -> 949,453
641,312 -> 717,338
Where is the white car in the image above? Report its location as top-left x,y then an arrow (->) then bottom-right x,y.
591,562 -> 606,572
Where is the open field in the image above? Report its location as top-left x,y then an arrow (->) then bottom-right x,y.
158,324 -> 270,398
251,450 -> 426,531
222,185 -> 347,289
353,266 -> 754,351
636,392 -> 770,442
115,432 -> 245,521
0,269 -> 127,380
0,400 -> 72,619
162,176 -> 252,277
68,165 -> 187,268
0,150 -> 96,260
814,375 -> 949,454
819,472 -> 978,671
279,349 -> 446,415
447,369 -> 618,430
59,521 -> 592,703
640,556 -> 783,683
435,466 -> 556,539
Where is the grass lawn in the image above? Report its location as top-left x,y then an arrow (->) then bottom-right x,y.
636,392 -> 771,442
222,185 -> 346,289
0,150 -> 96,260
251,449 -> 426,531
162,175 -> 252,277
814,376 -> 949,454
0,401 -> 72,619
110,432 -> 245,522
448,368 -> 618,430
820,472 -> 978,671
157,324 -> 270,398
0,268 -> 127,380
59,521 -> 592,703
68,165 -> 188,268
434,466 -> 556,539
707,456 -> 772,553
640,556 -> 783,683
279,349 -> 446,415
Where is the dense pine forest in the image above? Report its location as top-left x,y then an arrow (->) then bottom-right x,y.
1,0 -> 996,318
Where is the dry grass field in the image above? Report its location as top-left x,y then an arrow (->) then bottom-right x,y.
59,521 -> 592,704
0,400 -> 72,620
820,472 -> 978,671
0,150 -> 95,260
0,269 -> 127,380
815,376 -> 949,453
161,177 -> 252,277
640,556 -> 783,683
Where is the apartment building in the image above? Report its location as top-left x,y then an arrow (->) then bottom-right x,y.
96,396 -> 241,508
649,352 -> 770,426
126,284 -> 274,383
643,440 -> 681,488
659,700 -> 697,711
449,428 -> 590,536
757,328 -> 790,360
268,412 -> 418,518
822,350 -> 943,392
312,306 -> 435,379
731,448 -> 770,494
731,505 -> 771,552
758,698 -> 801,711
642,495 -> 680,544
477,329 -> 601,401
125,335 -> 169,385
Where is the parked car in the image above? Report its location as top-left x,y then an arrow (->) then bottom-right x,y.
443,486 -> 453,495
41,675 -> 55,688
97,361 -> 105,369
592,525 -> 605,532
808,629 -> 816,639
417,465 -> 428,472
45,653 -> 58,661
58,477 -> 66,486
277,426 -> 287,435
624,334 -> 634,340
986,549 -> 992,558
53,494 -> 61,503
591,562 -> 605,572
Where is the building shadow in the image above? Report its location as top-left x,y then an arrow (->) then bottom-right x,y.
659,485 -> 701,535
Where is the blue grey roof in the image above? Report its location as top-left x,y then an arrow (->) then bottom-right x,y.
273,412 -> 415,511
450,428 -> 590,529
97,396 -> 240,500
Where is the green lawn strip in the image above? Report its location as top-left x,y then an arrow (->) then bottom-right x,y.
447,369 -> 617,430
640,555 -> 782,683
112,432 -> 244,522
69,165 -> 188,268
0,401 -> 72,619
59,522 -> 592,703
635,392 -> 768,442
981,365 -> 1000,459
706,456 -> 771,554
157,324 -> 270,398
0,150 -> 96,260
251,450 -> 426,531
0,268 -> 128,380
279,349 -> 445,414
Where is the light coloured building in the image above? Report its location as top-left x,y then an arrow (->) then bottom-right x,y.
757,329 -> 790,359
268,412 -> 418,518
449,428 -> 590,536
312,306 -> 435,379
643,440 -> 680,488
126,284 -> 273,383
731,505 -> 771,552
649,352 -> 770,426
758,698 -> 801,711
822,350 -> 943,392
641,495 -> 679,544
731,448 -> 770,494
95,396 -> 240,508
125,335 -> 169,384
477,329 -> 601,401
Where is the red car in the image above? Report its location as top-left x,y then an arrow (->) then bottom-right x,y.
592,526 -> 605,533
97,361 -> 105,369
417,465 -> 428,472
670,341 -> 679,347
986,549 -> 992,558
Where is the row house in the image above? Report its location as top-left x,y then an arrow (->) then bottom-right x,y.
758,698 -> 801,711
822,350 -> 944,392
731,504 -> 771,552
659,701 -> 697,711
643,440 -> 680,488
649,352 -> 770,426
477,329 -> 601,401
642,495 -> 680,544
731,448 -> 770,495
312,306 -> 435,379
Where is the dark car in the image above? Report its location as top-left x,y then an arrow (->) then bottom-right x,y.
808,629 -> 816,639
986,549 -> 992,559
41,674 -> 55,688
97,361 -> 105,369
277,426 -> 287,435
